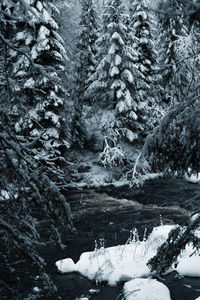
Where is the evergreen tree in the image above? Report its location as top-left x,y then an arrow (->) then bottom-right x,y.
129,0 -> 158,92
7,0 -> 69,162
76,0 -> 98,103
158,0 -> 189,103
144,98 -> 200,175
86,0 -> 148,143
129,0 -> 162,135
73,0 -> 98,147
0,1 -> 73,297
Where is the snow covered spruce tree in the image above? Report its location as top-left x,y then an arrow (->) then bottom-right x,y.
0,1 -> 73,298
129,0 -> 162,134
76,0 -> 98,102
86,0 -> 149,146
158,0 -> 189,104
72,0 -> 98,147
129,0 -> 158,93
144,98 -> 200,175
7,0 -> 70,164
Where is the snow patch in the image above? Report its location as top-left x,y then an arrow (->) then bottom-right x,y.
185,173 -> 200,184
176,256 -> 200,277
129,111 -> 138,121
55,258 -> 77,273
123,278 -> 171,300
43,9 -> 58,29
24,78 -> 35,89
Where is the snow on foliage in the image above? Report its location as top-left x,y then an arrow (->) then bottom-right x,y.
36,1 -> 43,11
136,10 -> 148,20
85,0 -> 158,146
111,32 -> 125,45
130,0 -> 158,86
7,0 -> 69,157
129,111 -> 138,121
115,54 -> 122,66
116,89 -> 123,99
24,78 -> 35,88
99,136 -> 125,167
43,9 -> 58,29
126,129 -> 138,142
122,69 -> 134,83
158,0 -> 189,103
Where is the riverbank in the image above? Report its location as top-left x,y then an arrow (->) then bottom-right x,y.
47,178 -> 200,300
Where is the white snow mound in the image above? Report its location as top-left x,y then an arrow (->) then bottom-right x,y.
55,258 -> 77,273
176,256 -> 200,277
185,173 -> 200,183
123,278 -> 171,300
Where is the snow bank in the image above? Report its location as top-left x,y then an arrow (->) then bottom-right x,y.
56,225 -> 200,287
68,170 -> 162,189
55,225 -> 173,286
123,278 -> 171,300
185,173 -> 200,184
56,242 -> 152,286
176,256 -> 200,277
55,258 -> 77,273
147,225 -> 176,250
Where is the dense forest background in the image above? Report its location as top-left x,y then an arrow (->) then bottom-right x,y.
1,0 -> 200,298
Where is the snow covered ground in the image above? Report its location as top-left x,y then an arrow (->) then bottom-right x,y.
56,225 -> 200,300
69,154 -> 162,188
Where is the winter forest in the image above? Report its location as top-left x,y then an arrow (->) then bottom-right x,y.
1,0 -> 200,299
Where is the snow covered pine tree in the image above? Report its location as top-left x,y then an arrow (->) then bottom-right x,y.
73,0 -> 98,147
86,0 -> 148,145
129,0 -> 162,136
0,1 -> 73,298
158,0 -> 189,104
8,0 -> 69,165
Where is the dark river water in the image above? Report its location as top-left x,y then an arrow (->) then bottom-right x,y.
43,178 -> 200,300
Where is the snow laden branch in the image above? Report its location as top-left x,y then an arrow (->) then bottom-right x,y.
0,122 -> 73,297
126,150 -> 144,187
0,122 -> 73,238
0,32 -> 61,85
148,212 -> 200,276
99,136 -> 126,168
